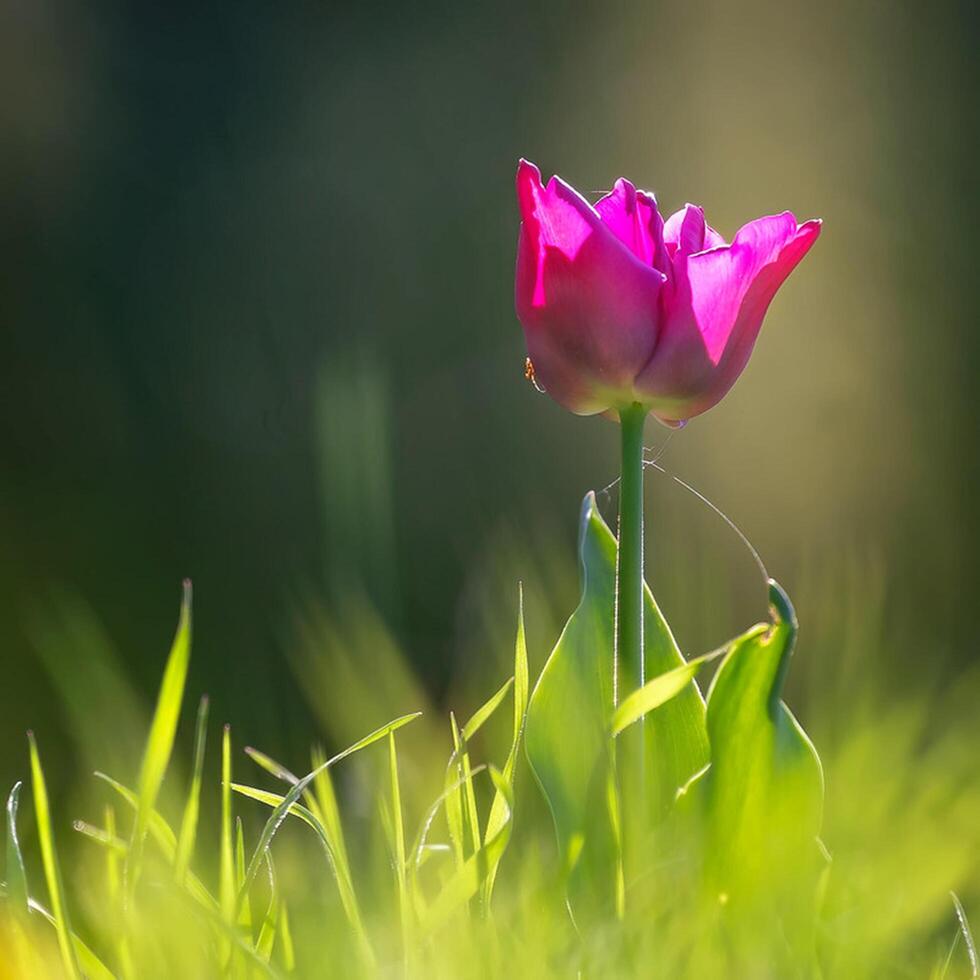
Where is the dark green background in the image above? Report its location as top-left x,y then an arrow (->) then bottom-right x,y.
1,0 -> 977,791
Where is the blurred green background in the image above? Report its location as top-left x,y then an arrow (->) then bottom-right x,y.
0,0 -> 977,808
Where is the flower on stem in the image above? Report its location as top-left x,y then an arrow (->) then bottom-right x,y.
514,159 -> 821,425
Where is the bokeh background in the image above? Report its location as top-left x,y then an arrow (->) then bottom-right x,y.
1,0 -> 977,844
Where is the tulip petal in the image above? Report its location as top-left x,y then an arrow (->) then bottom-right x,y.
636,213 -> 821,422
663,204 -> 706,257
703,224 -> 727,249
595,179 -> 669,274
663,205 -> 727,259
515,160 -> 666,415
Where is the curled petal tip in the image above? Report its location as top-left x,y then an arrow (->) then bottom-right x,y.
516,160 -> 544,219
789,217 -> 823,253
612,176 -> 637,195
516,158 -> 541,184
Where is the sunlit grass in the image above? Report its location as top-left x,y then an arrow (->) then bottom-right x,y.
2,512 -> 979,979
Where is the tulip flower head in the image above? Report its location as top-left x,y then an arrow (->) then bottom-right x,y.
515,159 -> 821,425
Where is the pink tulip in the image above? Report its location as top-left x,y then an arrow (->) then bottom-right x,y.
515,159 -> 821,424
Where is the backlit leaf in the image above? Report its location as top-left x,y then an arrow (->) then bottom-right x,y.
29,733 -> 81,980
5,782 -> 28,915
129,581 -> 192,890
683,580 -> 826,966
524,493 -> 708,922
524,493 -> 622,923
175,695 -> 209,884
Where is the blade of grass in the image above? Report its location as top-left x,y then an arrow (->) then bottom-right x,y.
379,794 -> 394,868
256,897 -> 279,964
174,695 -> 209,884
28,732 -> 81,979
104,805 -> 121,900
421,766 -> 514,934
246,742 -> 362,927
457,730 -> 481,859
165,888 -> 284,980
72,815 -> 130,976
236,717 -> 420,969
244,748 -> 302,787
311,746 -> 352,879
444,716 -> 466,867
939,931 -> 962,980
407,764 -> 488,923
72,820 -> 128,855
96,773 -> 176,849
220,725 -> 235,939
411,765 -> 489,868
231,783 -> 374,967
444,675 -> 515,868
237,712 -> 421,912
416,844 -> 451,868
279,901 -> 295,973
388,730 -> 411,971
461,677 -> 514,742
6,781 -> 29,914
245,742 -> 354,887
235,817 -> 252,934
231,785 -> 321,832
244,748 -> 313,811
952,891 -> 979,977
95,772 -> 218,912
447,676 -> 515,869
483,588 -> 529,907
611,643 -> 730,736
256,856 -> 278,963
101,803 -> 130,980
128,580 -> 192,894
27,898 -> 116,980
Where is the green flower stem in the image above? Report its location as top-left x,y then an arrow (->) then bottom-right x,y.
617,403 -> 647,808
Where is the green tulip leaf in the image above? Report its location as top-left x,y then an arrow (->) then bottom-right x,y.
683,580 -> 826,963
525,492 -> 708,923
